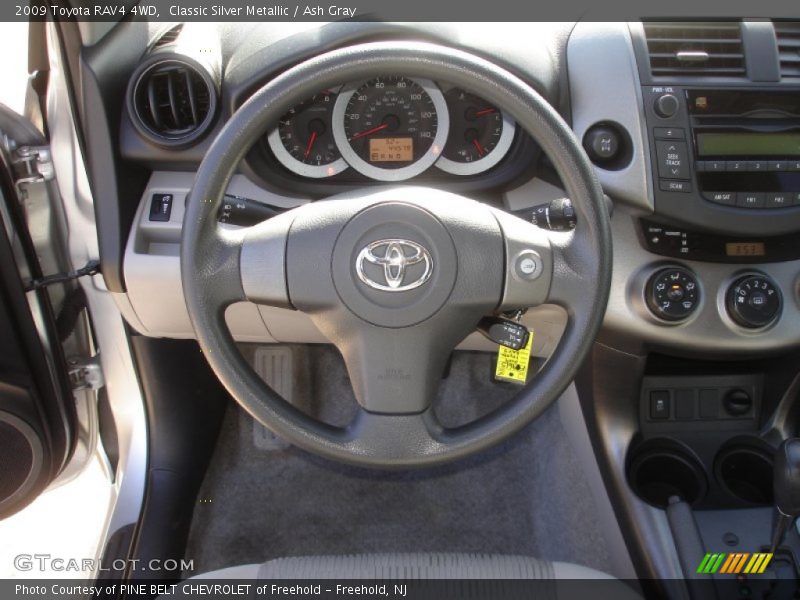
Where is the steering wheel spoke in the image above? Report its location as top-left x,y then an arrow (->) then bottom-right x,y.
240,210 -> 295,309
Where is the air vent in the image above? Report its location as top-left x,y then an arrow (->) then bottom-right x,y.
644,22 -> 746,78
129,58 -> 216,147
775,22 -> 800,79
152,24 -> 183,49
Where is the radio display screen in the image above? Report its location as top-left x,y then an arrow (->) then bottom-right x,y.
725,242 -> 766,257
696,132 -> 800,157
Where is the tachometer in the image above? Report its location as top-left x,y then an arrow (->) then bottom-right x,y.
332,76 -> 449,181
267,90 -> 348,178
436,88 -> 515,176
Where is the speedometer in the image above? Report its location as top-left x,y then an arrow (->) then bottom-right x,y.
332,76 -> 449,181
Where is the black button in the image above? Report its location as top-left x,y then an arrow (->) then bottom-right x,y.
656,141 -> 690,179
765,193 -> 791,208
748,161 -> 768,172
706,191 -> 736,206
768,161 -> 787,171
726,160 -> 747,172
675,389 -> 695,420
653,127 -> 686,140
788,161 -> 800,172
699,389 -> 719,419
650,390 -> 670,420
706,160 -> 726,172
659,180 -> 692,193
736,192 -> 765,208
149,194 -> 173,222
795,192 -> 800,206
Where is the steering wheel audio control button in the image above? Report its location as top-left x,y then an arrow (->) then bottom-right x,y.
514,250 -> 543,281
646,267 -> 700,322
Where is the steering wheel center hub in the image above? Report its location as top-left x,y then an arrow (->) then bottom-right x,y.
332,202 -> 458,328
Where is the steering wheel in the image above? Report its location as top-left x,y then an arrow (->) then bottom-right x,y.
181,41 -> 611,468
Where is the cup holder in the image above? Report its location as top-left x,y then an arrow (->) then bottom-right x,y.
628,439 -> 707,508
715,442 -> 774,506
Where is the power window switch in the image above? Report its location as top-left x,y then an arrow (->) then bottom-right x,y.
149,194 -> 173,222
650,390 -> 670,420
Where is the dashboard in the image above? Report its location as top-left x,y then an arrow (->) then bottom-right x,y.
105,21 -> 800,358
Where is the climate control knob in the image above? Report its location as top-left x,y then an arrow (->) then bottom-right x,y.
726,274 -> 782,328
646,267 -> 700,321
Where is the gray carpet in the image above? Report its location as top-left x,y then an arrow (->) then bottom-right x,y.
184,346 -> 613,576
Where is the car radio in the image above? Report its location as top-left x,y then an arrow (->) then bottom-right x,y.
646,88 -> 800,209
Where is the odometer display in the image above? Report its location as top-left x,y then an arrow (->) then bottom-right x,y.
333,76 -> 449,181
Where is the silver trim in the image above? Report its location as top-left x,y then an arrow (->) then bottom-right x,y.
332,77 -> 449,181
435,109 -> 516,176
355,239 -> 433,292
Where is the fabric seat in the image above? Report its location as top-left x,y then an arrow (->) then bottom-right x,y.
182,553 -> 641,599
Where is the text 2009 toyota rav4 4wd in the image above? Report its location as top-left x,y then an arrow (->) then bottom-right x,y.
0,9 -> 799,600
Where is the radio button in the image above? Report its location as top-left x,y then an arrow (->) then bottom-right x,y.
706,160 -> 726,172
706,191 -> 736,206
768,161 -> 787,171
794,192 -> 800,206
726,161 -> 747,172
788,161 -> 800,172
659,180 -> 692,193
656,141 -> 690,179
748,161 -> 768,172
695,161 -> 708,172
765,193 -> 791,208
653,127 -> 686,140
737,192 -> 765,208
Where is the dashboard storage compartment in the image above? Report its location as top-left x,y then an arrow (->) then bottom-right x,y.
628,439 -> 708,508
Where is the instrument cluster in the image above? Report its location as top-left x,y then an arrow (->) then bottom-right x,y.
266,76 -> 516,181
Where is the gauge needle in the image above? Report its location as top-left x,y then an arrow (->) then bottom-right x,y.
472,138 -> 486,156
303,131 -> 318,160
474,108 -> 497,117
350,123 -> 389,141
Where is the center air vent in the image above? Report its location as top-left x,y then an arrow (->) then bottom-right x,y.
775,22 -> 800,79
128,57 -> 217,148
644,22 -> 746,78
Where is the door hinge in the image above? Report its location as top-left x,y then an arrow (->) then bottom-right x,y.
12,145 -> 54,187
67,355 -> 105,391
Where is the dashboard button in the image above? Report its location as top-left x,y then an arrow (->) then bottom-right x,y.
656,141 -> 690,179
706,160 -> 725,172
706,191 -> 736,206
768,161 -> 787,171
795,193 -> 800,206
748,161 -> 768,172
788,161 -> 800,172
650,390 -> 670,420
654,94 -> 680,118
695,161 -> 707,172
765,193 -> 791,208
659,180 -> 692,193
736,192 -> 765,208
726,160 -> 747,172
149,194 -> 173,222
653,127 -> 685,140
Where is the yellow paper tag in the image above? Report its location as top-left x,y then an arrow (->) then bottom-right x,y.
494,330 -> 534,384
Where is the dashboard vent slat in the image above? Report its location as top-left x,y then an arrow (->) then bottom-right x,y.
644,22 -> 746,78
129,58 -> 216,147
775,22 -> 800,79
153,24 -> 183,48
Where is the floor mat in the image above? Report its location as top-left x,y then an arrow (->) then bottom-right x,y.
184,347 -> 613,576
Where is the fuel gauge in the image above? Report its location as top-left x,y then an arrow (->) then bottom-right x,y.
436,88 -> 515,176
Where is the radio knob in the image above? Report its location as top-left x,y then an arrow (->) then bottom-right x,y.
654,94 -> 680,118
726,274 -> 782,328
